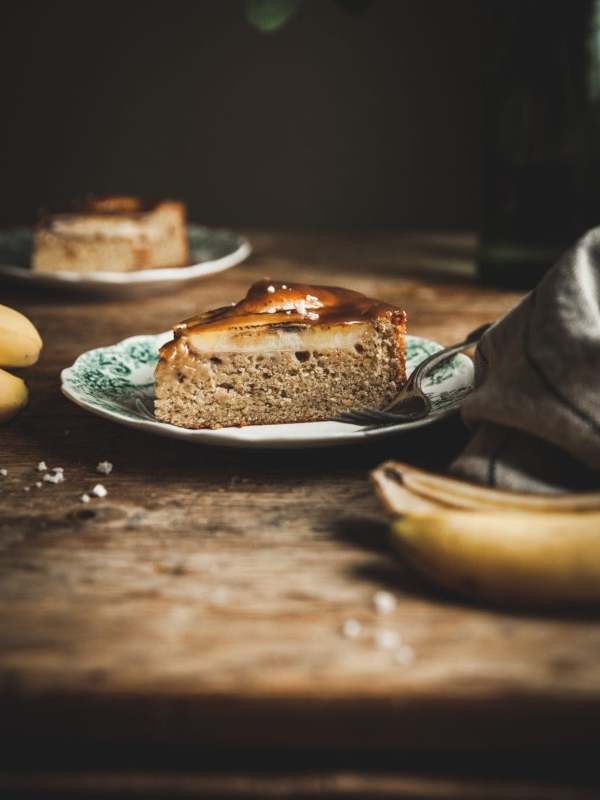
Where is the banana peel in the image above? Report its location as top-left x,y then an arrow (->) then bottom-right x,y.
373,461 -> 600,513
372,461 -> 600,608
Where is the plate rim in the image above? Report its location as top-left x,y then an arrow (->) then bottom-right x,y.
60,332 -> 474,449
0,223 -> 251,287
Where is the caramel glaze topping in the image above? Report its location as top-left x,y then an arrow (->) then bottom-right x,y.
160,280 -> 406,361
38,196 -> 181,230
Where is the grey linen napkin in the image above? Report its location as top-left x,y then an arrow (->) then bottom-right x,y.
451,228 -> 600,493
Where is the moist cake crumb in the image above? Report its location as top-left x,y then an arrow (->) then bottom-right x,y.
154,280 -> 406,429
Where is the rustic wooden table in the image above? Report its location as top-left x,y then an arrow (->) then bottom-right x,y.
1,232 -> 599,799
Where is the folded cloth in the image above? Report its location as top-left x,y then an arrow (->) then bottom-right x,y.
451,227 -> 600,493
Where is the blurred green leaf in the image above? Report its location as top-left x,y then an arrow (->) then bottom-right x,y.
334,0 -> 372,14
245,0 -> 302,32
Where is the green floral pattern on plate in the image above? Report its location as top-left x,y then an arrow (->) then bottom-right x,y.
62,333 -> 473,425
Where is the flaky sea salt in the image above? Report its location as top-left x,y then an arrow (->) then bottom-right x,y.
306,311 -> 319,321
37,461 -> 47,472
266,285 -> 275,293
80,493 -> 91,504
91,483 -> 107,498
374,629 -> 401,650
294,298 -> 307,315
0,468 -> 7,477
35,482 -> 42,489
96,461 -> 113,476
341,619 -> 362,639
373,590 -> 396,615
393,644 -> 415,665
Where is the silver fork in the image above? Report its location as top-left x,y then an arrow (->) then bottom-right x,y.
334,322 -> 491,428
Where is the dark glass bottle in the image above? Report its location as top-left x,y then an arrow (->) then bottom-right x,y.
478,0 -> 600,288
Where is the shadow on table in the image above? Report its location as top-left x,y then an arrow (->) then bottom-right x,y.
23,395 -> 472,483
329,514 -> 600,623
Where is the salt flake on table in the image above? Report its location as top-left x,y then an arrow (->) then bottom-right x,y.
44,472 -> 64,484
393,644 -> 415,666
92,483 -> 107,498
374,629 -> 400,650
373,590 -> 396,615
96,461 -> 113,475
341,619 -> 362,639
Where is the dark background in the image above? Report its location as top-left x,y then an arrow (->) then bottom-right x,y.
0,0 -> 480,230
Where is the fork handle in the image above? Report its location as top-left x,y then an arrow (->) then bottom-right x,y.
405,322 -> 492,393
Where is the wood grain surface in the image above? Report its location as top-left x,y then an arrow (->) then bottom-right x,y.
1,231 -> 598,796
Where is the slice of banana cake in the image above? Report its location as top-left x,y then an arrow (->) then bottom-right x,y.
154,280 -> 407,429
32,196 -> 189,273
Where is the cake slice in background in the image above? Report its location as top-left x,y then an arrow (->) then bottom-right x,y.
32,196 -> 189,273
154,280 -> 407,429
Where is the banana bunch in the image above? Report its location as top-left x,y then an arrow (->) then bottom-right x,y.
371,461 -> 600,608
0,304 -> 42,422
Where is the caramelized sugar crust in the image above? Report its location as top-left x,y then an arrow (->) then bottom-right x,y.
160,280 -> 407,360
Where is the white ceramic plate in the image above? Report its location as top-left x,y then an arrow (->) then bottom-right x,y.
61,332 -> 474,449
0,224 -> 251,295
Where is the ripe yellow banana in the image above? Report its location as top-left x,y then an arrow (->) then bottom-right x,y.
0,303 -> 42,368
0,367 -> 28,423
392,510 -> 600,608
373,462 -> 600,608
